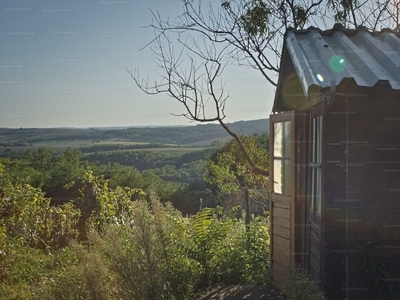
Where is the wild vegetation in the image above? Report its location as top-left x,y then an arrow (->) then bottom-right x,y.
0,128 -> 328,299
0,160 -> 270,299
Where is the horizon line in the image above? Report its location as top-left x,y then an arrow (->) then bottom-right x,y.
0,118 -> 269,130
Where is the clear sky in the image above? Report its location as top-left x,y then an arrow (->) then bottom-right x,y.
0,0 -> 274,128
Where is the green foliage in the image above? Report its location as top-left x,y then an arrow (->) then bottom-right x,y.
0,164 -> 80,250
0,157 -> 272,299
48,240 -> 117,300
359,245 -> 400,300
0,148 -> 85,199
0,131 -> 269,216
282,265 -> 326,300
204,134 -> 269,213
208,214 -> 270,285
205,134 -> 268,192
1,149 -> 194,213
239,0 -> 271,37
0,162 -> 82,299
187,207 -> 270,287
327,0 -> 359,25
97,198 -> 202,300
80,167 -> 143,233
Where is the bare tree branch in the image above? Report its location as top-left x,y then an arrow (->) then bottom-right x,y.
218,119 -> 270,176
131,0 -> 396,178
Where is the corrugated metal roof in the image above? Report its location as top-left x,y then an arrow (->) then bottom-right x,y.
285,24 -> 400,96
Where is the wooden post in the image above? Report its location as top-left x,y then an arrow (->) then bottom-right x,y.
244,188 -> 250,231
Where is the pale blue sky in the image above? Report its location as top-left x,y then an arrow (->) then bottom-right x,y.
0,0 -> 274,128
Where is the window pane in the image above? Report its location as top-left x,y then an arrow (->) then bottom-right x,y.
273,120 -> 292,195
317,117 -> 322,164
316,168 -> 322,214
283,121 -> 291,157
274,159 -> 282,194
274,123 -> 283,157
274,121 -> 291,158
311,167 -> 315,210
283,159 -> 291,194
312,118 -> 316,162
309,116 -> 323,214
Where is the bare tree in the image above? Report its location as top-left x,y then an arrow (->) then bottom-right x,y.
131,0 -> 396,176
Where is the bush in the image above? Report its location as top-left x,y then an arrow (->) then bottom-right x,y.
96,197 -> 202,300
48,240 -> 117,300
1,165 -> 272,299
207,214 -> 270,285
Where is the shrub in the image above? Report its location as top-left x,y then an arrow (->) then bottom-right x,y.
98,197 -> 202,300
208,214 -> 270,285
1,165 -> 272,299
48,240 -> 117,300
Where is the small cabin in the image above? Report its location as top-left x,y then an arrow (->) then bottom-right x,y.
269,24 -> 400,300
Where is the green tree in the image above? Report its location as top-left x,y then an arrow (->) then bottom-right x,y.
204,134 -> 269,214
0,162 -> 81,299
45,149 -> 85,198
0,163 -> 80,250
0,149 -> 86,200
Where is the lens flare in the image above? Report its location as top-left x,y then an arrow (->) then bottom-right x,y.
316,73 -> 324,82
329,55 -> 346,73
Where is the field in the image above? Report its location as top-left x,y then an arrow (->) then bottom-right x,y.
0,119 -> 269,155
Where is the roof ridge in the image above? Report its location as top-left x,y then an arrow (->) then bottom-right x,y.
287,24 -> 399,36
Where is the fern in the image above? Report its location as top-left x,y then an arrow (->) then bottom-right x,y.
359,245 -> 400,300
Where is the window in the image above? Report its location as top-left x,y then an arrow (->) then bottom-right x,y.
309,116 -> 322,214
273,121 -> 291,194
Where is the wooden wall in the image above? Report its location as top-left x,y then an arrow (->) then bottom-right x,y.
323,92 -> 347,299
270,196 -> 291,289
323,84 -> 400,299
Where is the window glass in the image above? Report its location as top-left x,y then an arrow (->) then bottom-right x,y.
273,121 -> 291,195
273,159 -> 282,194
273,123 -> 283,157
283,121 -> 291,157
316,168 -> 321,213
283,159 -> 291,194
310,116 -> 322,214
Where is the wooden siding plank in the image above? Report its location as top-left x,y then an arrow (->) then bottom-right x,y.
273,235 -> 290,249
271,193 -> 292,204
273,225 -> 290,239
272,244 -> 290,267
271,216 -> 291,230
346,192 -> 400,208
273,253 -> 290,267
273,206 -> 290,220
348,144 -> 400,162
345,208 -> 400,225
273,261 -> 289,276
272,261 -> 289,290
273,200 -> 290,210
272,243 -> 290,258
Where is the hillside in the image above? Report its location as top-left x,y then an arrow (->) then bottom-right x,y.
0,119 -> 269,152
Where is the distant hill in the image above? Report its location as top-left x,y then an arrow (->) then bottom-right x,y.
0,119 -> 269,150
122,119 -> 269,145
